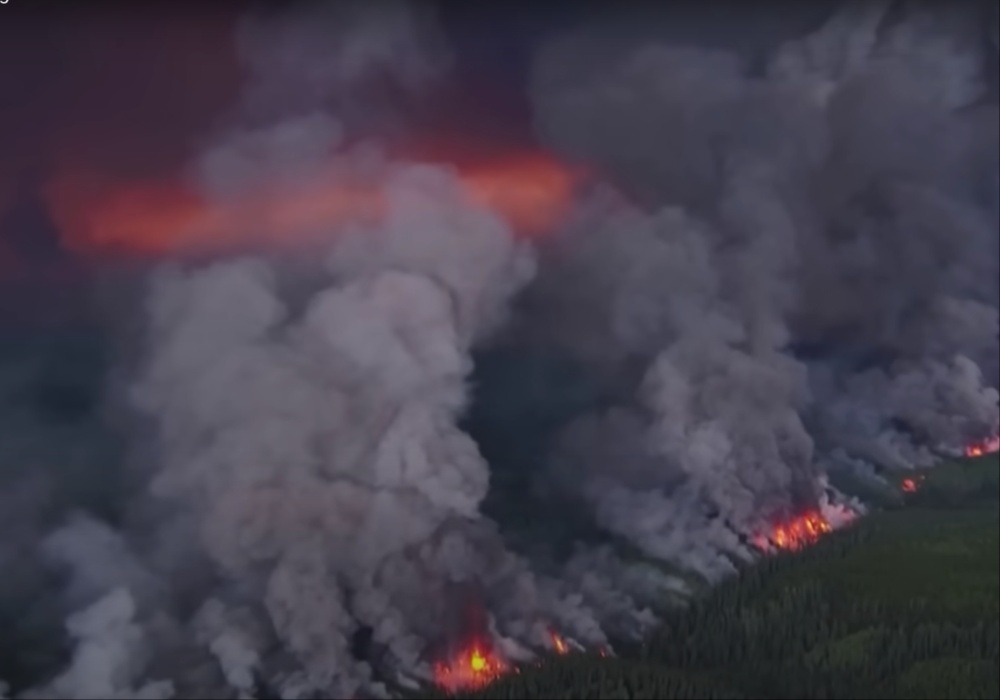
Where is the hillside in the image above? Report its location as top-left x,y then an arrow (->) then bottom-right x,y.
425,454 -> 1000,700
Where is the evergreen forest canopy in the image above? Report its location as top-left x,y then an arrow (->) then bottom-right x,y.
421,453 -> 1000,700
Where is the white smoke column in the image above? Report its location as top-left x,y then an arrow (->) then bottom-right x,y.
136,173 -> 531,692
20,589 -> 173,700
39,514 -> 162,612
123,138 -> 617,693
100,3 -> 609,695
532,194 -> 817,567
816,356 -> 1000,470
192,600 -> 265,698
522,0 -> 998,578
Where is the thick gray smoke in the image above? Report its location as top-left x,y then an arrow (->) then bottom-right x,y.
7,3 -> 606,698
2,1 -> 998,697
518,0 -> 998,569
123,221 -> 587,696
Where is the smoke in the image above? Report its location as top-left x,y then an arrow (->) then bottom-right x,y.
20,588 -> 174,700
126,226 -> 547,695
232,1 -> 451,128
517,0 -> 998,552
2,1 -> 999,697
6,3 -> 600,697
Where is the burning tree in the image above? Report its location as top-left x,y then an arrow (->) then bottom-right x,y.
752,510 -> 834,553
964,435 -> 1000,458
433,636 -> 509,693
431,626 -> 579,692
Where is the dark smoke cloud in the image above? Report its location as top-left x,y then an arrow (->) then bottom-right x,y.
233,1 -> 452,130
519,0 -> 998,549
1,1 -> 998,698
6,3 -> 600,698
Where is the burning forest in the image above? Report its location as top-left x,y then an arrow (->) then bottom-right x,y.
0,1 -> 998,698
965,435 -> 1000,458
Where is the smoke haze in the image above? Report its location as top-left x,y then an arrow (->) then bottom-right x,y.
1,1 -> 997,697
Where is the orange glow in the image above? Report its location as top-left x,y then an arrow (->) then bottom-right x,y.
549,630 -> 570,655
964,435 -> 1000,458
459,153 -> 584,236
901,475 -> 925,494
433,639 -> 508,694
43,149 -> 584,259
752,510 -> 834,553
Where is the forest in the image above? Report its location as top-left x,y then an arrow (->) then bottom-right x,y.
422,453 -> 1000,700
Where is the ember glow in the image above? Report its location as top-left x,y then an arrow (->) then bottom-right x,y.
432,638 -> 509,693
900,476 -> 923,493
432,628 -> 581,692
752,510 -> 835,553
42,149 -> 585,259
964,435 -> 1000,458
549,630 -> 570,655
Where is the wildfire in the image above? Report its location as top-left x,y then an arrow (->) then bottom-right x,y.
900,473 -> 929,494
752,510 -> 834,553
549,630 -> 570,655
433,639 -> 508,693
432,629 -> 580,693
964,435 -> 1000,458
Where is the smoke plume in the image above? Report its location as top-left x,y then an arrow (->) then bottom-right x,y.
1,1 -> 998,697
519,0 -> 998,562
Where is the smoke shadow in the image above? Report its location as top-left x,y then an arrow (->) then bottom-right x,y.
460,343 -> 622,558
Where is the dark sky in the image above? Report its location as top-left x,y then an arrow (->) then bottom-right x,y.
0,0 -> 846,326
0,3 -> 541,275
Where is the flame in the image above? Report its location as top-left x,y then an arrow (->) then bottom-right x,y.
964,435 -> 1000,458
42,148 -> 584,259
900,474 -> 929,494
432,628 -> 587,692
433,639 -> 508,693
752,509 -> 834,552
549,630 -> 570,655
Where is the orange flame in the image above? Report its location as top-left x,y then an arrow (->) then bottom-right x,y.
432,629 -> 585,692
752,510 -> 833,553
42,149 -> 585,259
549,630 -> 570,655
964,435 -> 1000,458
433,639 -> 508,693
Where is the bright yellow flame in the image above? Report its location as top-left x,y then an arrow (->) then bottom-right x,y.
753,510 -> 837,552
469,650 -> 487,672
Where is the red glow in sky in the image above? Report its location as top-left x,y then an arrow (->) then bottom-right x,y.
1,5 -> 587,277
41,149 -> 584,259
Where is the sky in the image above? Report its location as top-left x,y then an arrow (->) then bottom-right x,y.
0,1 -> 849,324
